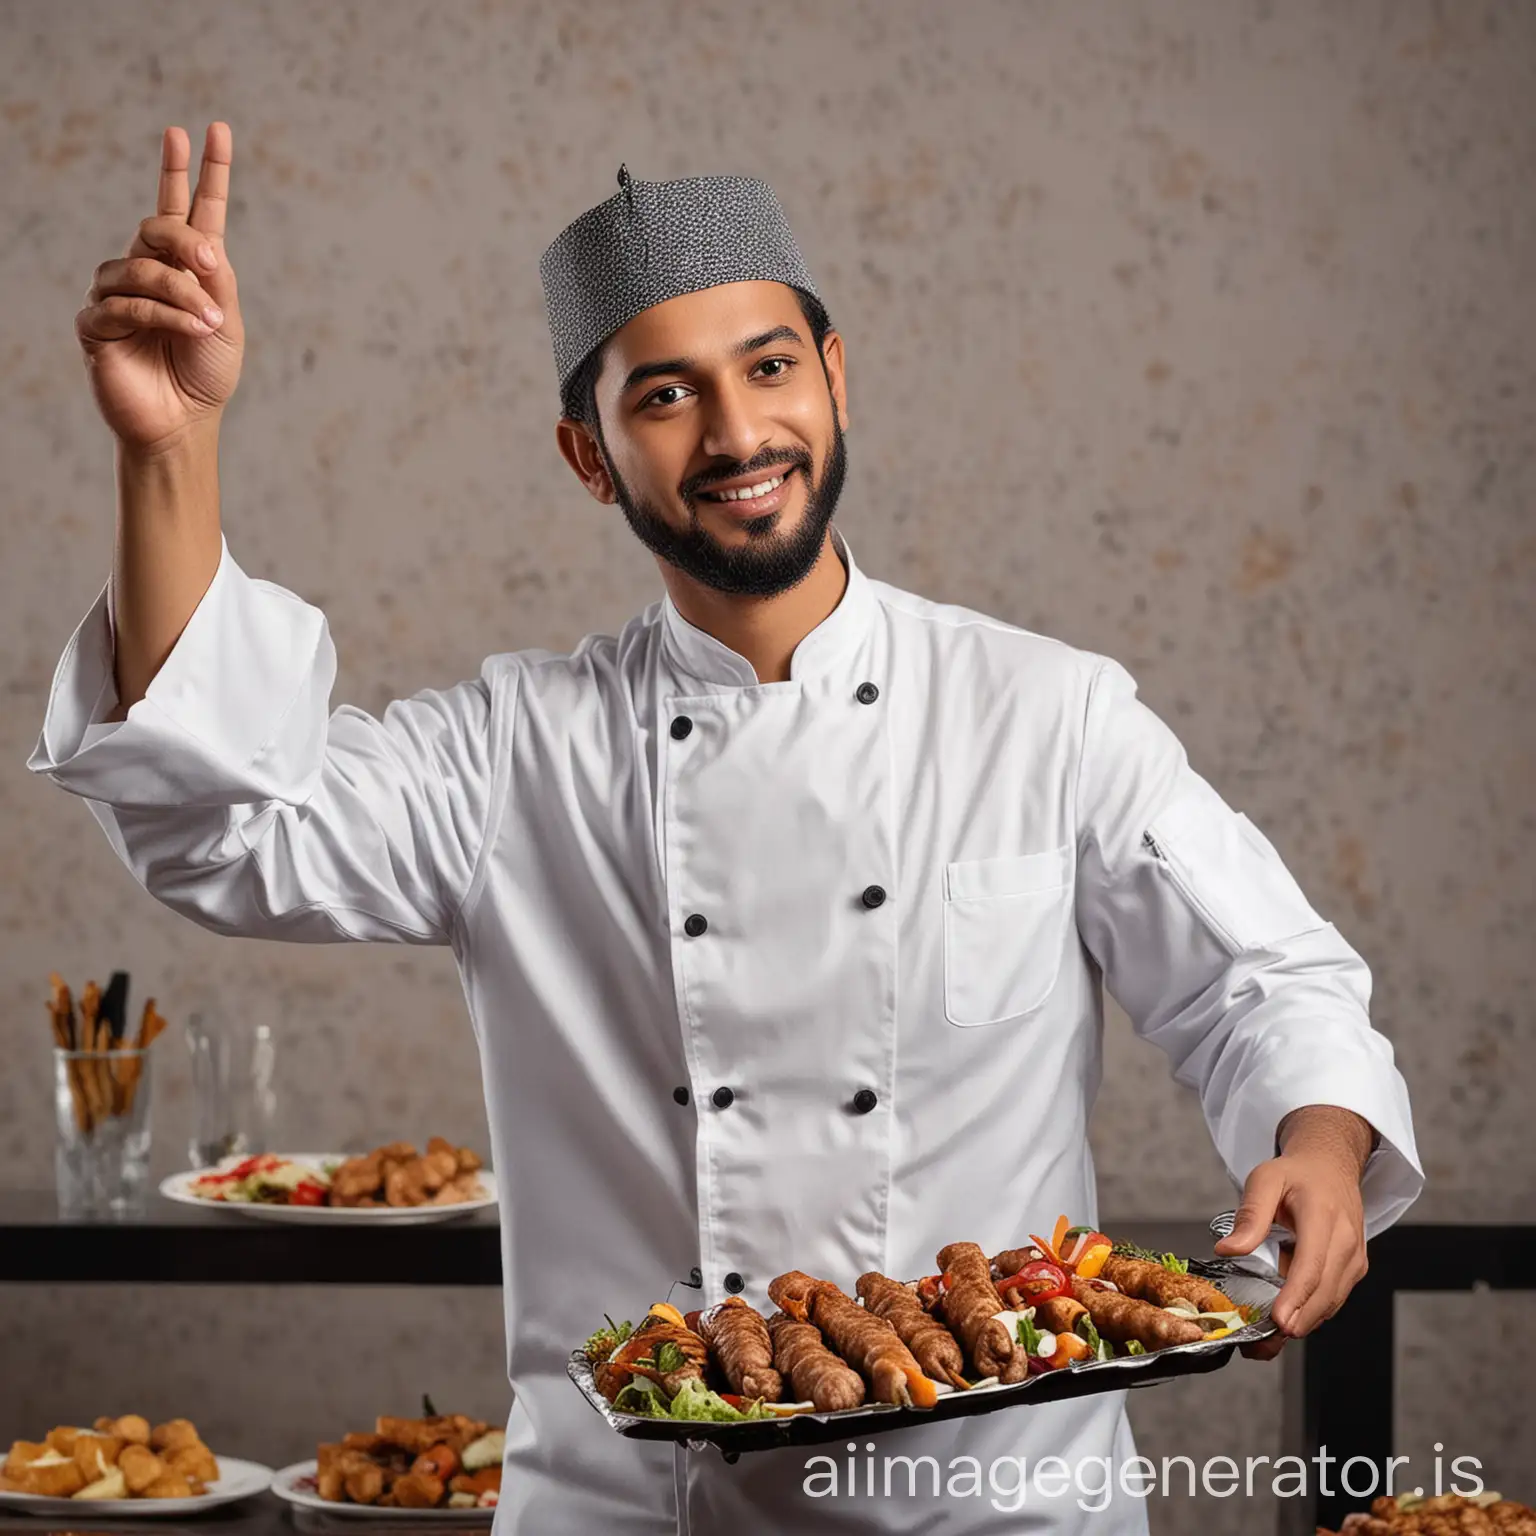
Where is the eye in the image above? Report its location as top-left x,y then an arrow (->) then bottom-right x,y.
755,356 -> 797,380
642,383 -> 691,410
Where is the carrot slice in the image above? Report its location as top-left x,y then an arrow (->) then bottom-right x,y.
902,1366 -> 940,1409
1029,1232 -> 1062,1266
1051,1214 -> 1071,1254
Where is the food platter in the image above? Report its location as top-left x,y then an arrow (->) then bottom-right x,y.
160,1154 -> 497,1225
0,1454 -> 272,1516
569,1256 -> 1281,1456
271,1461 -> 496,1521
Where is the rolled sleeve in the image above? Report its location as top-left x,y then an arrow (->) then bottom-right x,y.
28,539 -> 496,946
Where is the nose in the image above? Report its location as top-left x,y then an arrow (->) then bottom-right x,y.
698,377 -> 770,467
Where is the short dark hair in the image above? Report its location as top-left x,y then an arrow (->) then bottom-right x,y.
559,285 -> 833,430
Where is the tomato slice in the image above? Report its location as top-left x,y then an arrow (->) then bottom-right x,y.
288,1181 -> 327,1206
997,1259 -> 1070,1304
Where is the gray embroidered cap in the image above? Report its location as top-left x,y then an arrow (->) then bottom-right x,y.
539,165 -> 822,396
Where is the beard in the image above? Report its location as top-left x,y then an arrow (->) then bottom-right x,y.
603,411 -> 848,599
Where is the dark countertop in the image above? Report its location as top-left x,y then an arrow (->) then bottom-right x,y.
0,1491 -> 487,1536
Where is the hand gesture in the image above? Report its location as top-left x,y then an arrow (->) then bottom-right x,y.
75,122 -> 244,453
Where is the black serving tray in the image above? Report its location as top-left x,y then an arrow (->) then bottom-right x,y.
569,1257 -> 1281,1458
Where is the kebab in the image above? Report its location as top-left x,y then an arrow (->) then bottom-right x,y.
933,1242 -> 1029,1383
855,1272 -> 969,1390
766,1311 -> 865,1412
767,1271 -> 939,1408
697,1298 -> 783,1403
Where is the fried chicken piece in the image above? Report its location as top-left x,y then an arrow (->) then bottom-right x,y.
329,1153 -> 383,1204
45,1427 -> 83,1456
392,1471 -> 445,1508
375,1416 -> 487,1456
150,1419 -> 201,1453
73,1435 -> 124,1481
166,1442 -> 220,1484
421,1146 -> 458,1191
385,1159 -> 432,1207
118,1445 -> 166,1494
316,1465 -> 346,1502
107,1414 -> 152,1446
141,1469 -> 195,1499
3,1440 -> 45,1474
344,1464 -> 385,1504
341,1432 -> 389,1455
3,1456 -> 86,1498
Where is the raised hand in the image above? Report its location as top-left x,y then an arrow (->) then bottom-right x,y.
75,123 -> 244,453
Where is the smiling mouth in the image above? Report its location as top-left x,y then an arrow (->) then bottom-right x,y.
696,465 -> 800,505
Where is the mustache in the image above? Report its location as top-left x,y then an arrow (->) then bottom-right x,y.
683,448 -> 811,499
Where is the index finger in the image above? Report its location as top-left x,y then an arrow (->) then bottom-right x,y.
157,126 -> 191,219
188,121 -> 233,240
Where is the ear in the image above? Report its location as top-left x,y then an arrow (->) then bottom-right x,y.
555,417 -> 616,504
818,329 -> 850,434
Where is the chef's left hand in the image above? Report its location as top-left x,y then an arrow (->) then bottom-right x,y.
1212,1104 -> 1375,1362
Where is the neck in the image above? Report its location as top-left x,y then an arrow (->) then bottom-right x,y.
660,531 -> 848,683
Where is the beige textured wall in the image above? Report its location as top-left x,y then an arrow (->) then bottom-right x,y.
3,1 -> 1533,1529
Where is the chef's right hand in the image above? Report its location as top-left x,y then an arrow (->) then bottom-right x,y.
75,122 -> 244,454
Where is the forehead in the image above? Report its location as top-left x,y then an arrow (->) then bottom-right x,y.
597,280 -> 806,381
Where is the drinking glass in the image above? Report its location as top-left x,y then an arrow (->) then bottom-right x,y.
54,1047 -> 152,1218
185,1011 -> 277,1169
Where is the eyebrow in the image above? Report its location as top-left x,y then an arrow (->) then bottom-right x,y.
620,325 -> 806,397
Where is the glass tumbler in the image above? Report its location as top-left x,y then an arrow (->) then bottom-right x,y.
54,1047 -> 153,1218
185,1011 -> 276,1169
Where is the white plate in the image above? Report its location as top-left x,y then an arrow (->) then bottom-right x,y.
271,1461 -> 495,1520
159,1154 -> 497,1225
0,1454 -> 272,1516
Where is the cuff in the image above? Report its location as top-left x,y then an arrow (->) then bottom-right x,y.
27,537 -> 334,808
1219,1038 -> 1424,1242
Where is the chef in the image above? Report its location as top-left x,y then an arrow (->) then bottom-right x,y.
37,123 -> 1421,1533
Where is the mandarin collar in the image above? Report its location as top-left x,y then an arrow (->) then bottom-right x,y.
659,529 -> 876,689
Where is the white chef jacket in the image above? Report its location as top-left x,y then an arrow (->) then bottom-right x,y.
31,527 -> 1422,1534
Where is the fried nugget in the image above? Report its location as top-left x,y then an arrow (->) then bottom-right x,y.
149,1419 -> 200,1454
166,1442 -> 219,1484
73,1435 -> 123,1481
140,1469 -> 195,1499
7,1459 -> 87,1498
4,1441 -> 52,1477
108,1415 -> 152,1447
118,1444 -> 165,1494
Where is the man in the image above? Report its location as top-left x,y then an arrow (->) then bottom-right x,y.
35,123 -> 1421,1533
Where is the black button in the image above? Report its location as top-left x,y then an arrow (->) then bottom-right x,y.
689,1266 -> 703,1287
684,913 -> 708,937
712,1086 -> 735,1110
853,1088 -> 878,1114
861,884 -> 887,909
670,715 -> 693,740
723,1271 -> 744,1294
856,682 -> 880,705
673,1086 -> 690,1105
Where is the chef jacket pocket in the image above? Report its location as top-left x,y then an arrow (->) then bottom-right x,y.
1143,781 -> 1328,955
943,844 -> 1074,1027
